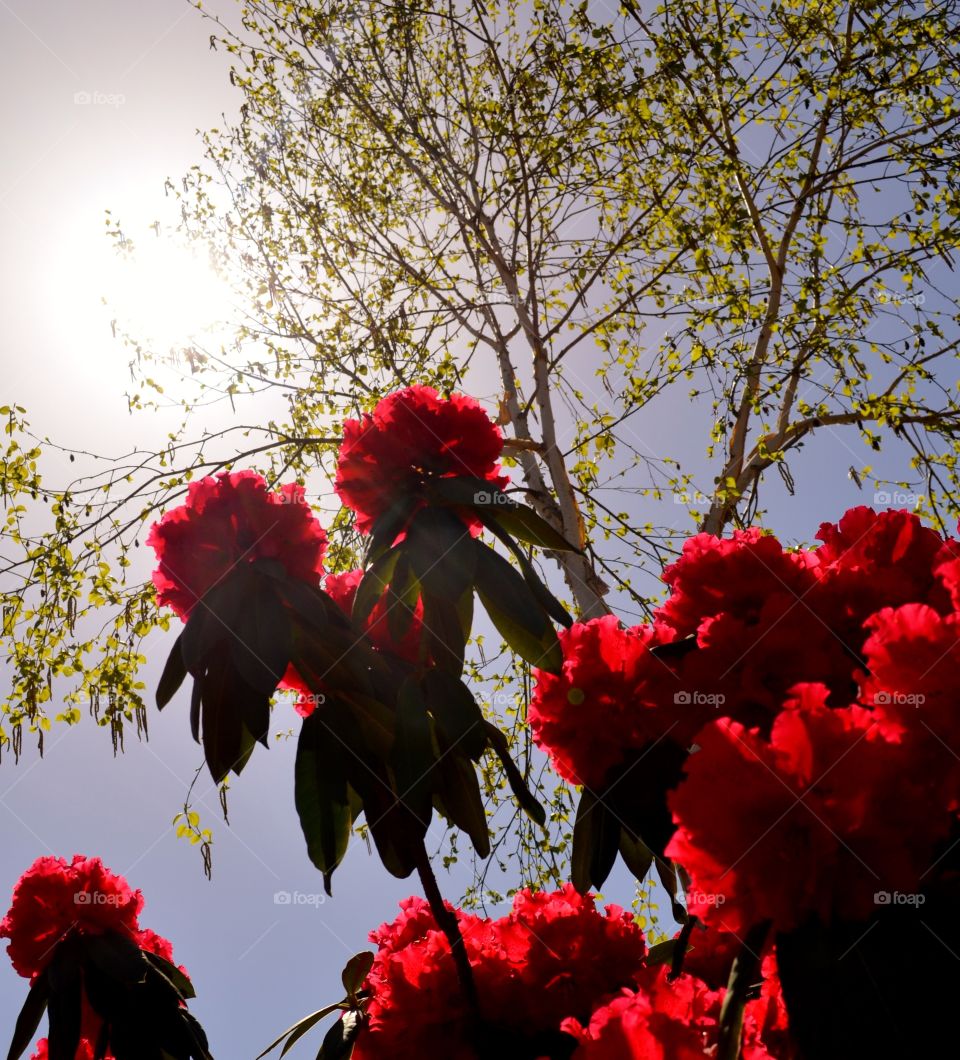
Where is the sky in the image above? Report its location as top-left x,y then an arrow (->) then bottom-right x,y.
0,0 -> 942,1056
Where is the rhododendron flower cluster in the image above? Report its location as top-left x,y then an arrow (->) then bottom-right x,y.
2,856 -> 184,1060
334,385 -> 507,534
148,469 -> 327,619
352,885 -> 790,1058
1,855 -> 146,980
531,506 -> 960,938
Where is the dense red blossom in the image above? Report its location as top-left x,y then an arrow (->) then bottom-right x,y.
355,885 -> 795,1058
532,508 -> 960,848
564,983 -> 708,1058
334,386 -> 506,535
657,528 -> 818,638
354,885 -> 647,1058
1,856 -> 144,979
529,616 -> 712,788
563,953 -> 789,1058
667,684 -> 947,933
147,470 -> 327,619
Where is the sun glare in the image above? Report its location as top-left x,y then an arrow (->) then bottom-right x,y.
106,238 -> 236,355
50,216 -> 238,382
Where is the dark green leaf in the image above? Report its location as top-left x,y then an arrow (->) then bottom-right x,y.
392,678 -> 436,826
156,632 -> 187,709
362,785 -> 422,879
254,1004 -> 344,1060
571,788 -> 620,892
618,828 -> 654,883
352,549 -> 401,628
365,495 -> 417,565
473,541 -> 562,671
404,507 -> 476,604
142,950 -> 195,1000
656,857 -> 687,924
316,1010 -> 363,1060
384,554 -> 419,645
295,708 -> 357,888
488,504 -> 578,553
419,593 -> 468,674
198,645 -> 244,783
6,973 -> 49,1060
230,579 -> 292,695
478,513 -> 573,628
485,724 -> 547,828
341,952 -> 374,997
432,748 -> 490,858
46,948 -> 82,1060
421,670 -> 487,761
82,931 -> 148,985
181,571 -> 249,676
645,939 -> 677,968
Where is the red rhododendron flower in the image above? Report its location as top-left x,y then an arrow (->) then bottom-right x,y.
334,386 -> 507,535
667,685 -> 948,933
564,985 -> 708,1058
354,885 -> 648,1058
1,856 -> 144,979
529,616 -> 712,788
859,602 -> 960,794
808,506 -> 957,649
147,470 -> 327,620
563,955 -> 791,1058
657,529 -> 818,639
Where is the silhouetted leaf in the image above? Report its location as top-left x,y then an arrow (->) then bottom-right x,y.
317,1010 -> 363,1059
484,723 -> 546,827
142,950 -> 195,1000
6,973 -> 49,1060
405,507 -> 476,604
254,1004 -> 345,1059
571,788 -> 619,893
478,513 -> 573,628
421,670 -> 487,760
473,541 -> 562,671
433,747 -> 490,858
393,678 -> 436,826
156,632 -> 187,709
353,548 -> 401,628
231,578 -> 292,695
341,952 -> 374,997
295,708 -> 358,888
